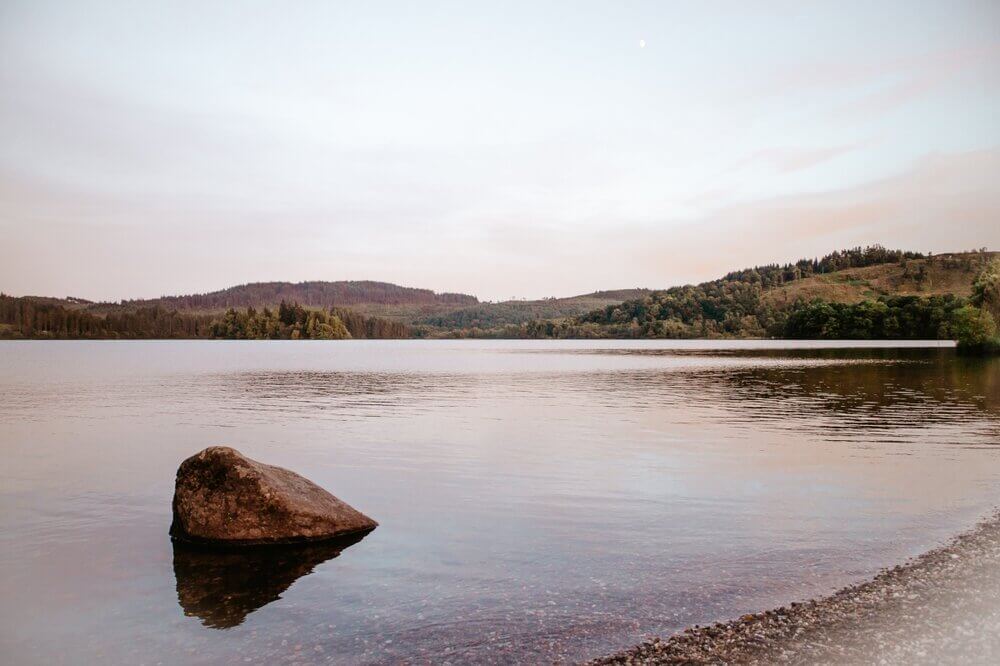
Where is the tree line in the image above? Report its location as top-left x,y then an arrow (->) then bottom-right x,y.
0,295 -> 216,338
0,296 -> 408,340
433,295 -> 985,342
782,296 -> 964,339
720,245 -> 925,288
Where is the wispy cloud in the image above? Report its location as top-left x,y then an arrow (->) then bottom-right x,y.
630,148 -> 1000,283
837,43 -> 1000,118
751,42 -> 1000,101
729,145 -> 859,174
2,148 -> 997,301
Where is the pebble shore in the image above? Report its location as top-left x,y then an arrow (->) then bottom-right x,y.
590,511 -> 1000,665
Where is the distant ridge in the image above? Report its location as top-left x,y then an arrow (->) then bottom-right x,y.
114,280 -> 478,312
4,247 -> 996,340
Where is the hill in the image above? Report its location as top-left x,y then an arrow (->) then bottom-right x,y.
566,248 -> 998,340
101,283 -> 653,328
15,295 -> 95,309
761,253 -> 985,309
106,281 -> 477,314
4,246 -> 996,341
91,282 -> 646,327
4,281 -> 654,338
440,247 -> 996,339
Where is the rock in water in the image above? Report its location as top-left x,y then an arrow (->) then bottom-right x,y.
170,446 -> 377,546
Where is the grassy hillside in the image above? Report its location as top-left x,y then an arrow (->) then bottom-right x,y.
762,253 -> 987,309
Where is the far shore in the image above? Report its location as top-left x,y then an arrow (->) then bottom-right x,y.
591,510 -> 1000,665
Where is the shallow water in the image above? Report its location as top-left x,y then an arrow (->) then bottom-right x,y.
0,340 -> 998,664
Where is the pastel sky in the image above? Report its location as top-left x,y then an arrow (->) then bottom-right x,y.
2,1 -> 999,301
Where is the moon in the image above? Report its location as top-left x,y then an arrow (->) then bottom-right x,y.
639,39 -> 646,48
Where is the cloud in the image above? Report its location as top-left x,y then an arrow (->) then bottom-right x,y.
2,148 -> 998,302
729,145 -> 859,175
752,43 -> 1000,101
837,44 -> 1000,118
627,148 -> 1000,283
424,148 -> 1000,299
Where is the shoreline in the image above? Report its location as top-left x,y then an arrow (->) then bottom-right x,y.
590,510 -> 1000,665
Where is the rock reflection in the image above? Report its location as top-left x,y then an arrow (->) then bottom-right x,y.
173,532 -> 369,629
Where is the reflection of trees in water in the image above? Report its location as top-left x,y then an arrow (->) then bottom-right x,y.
205,353 -> 998,434
582,352 -> 1000,435
569,346 -> 951,363
173,532 -> 369,629
708,354 -> 999,419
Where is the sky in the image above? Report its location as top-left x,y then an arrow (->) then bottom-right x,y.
1,1 -> 999,302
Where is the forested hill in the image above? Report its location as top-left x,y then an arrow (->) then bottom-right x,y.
437,247 -> 997,341
109,281 -> 477,313
563,247 -> 998,340
4,246 -> 997,343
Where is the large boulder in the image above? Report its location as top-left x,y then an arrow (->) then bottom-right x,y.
170,446 -> 377,546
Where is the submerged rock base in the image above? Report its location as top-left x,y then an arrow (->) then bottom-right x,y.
170,446 -> 377,547
592,511 -> 1000,665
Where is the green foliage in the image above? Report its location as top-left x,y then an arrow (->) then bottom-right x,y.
719,245 -> 924,287
433,247 -> 986,341
466,294 -> 967,341
956,259 -> 1000,353
572,245 -> 924,338
952,306 -> 998,351
208,301 -> 408,340
970,258 -> 1000,320
782,296 -> 964,339
210,301 -> 353,340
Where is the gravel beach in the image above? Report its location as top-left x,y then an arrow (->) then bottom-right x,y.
591,511 -> 1000,665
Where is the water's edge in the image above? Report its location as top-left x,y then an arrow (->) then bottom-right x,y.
591,509 -> 1000,665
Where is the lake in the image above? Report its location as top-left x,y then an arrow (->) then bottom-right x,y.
1,340 -> 998,664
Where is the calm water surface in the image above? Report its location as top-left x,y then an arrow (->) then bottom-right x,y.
1,340 -> 999,664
